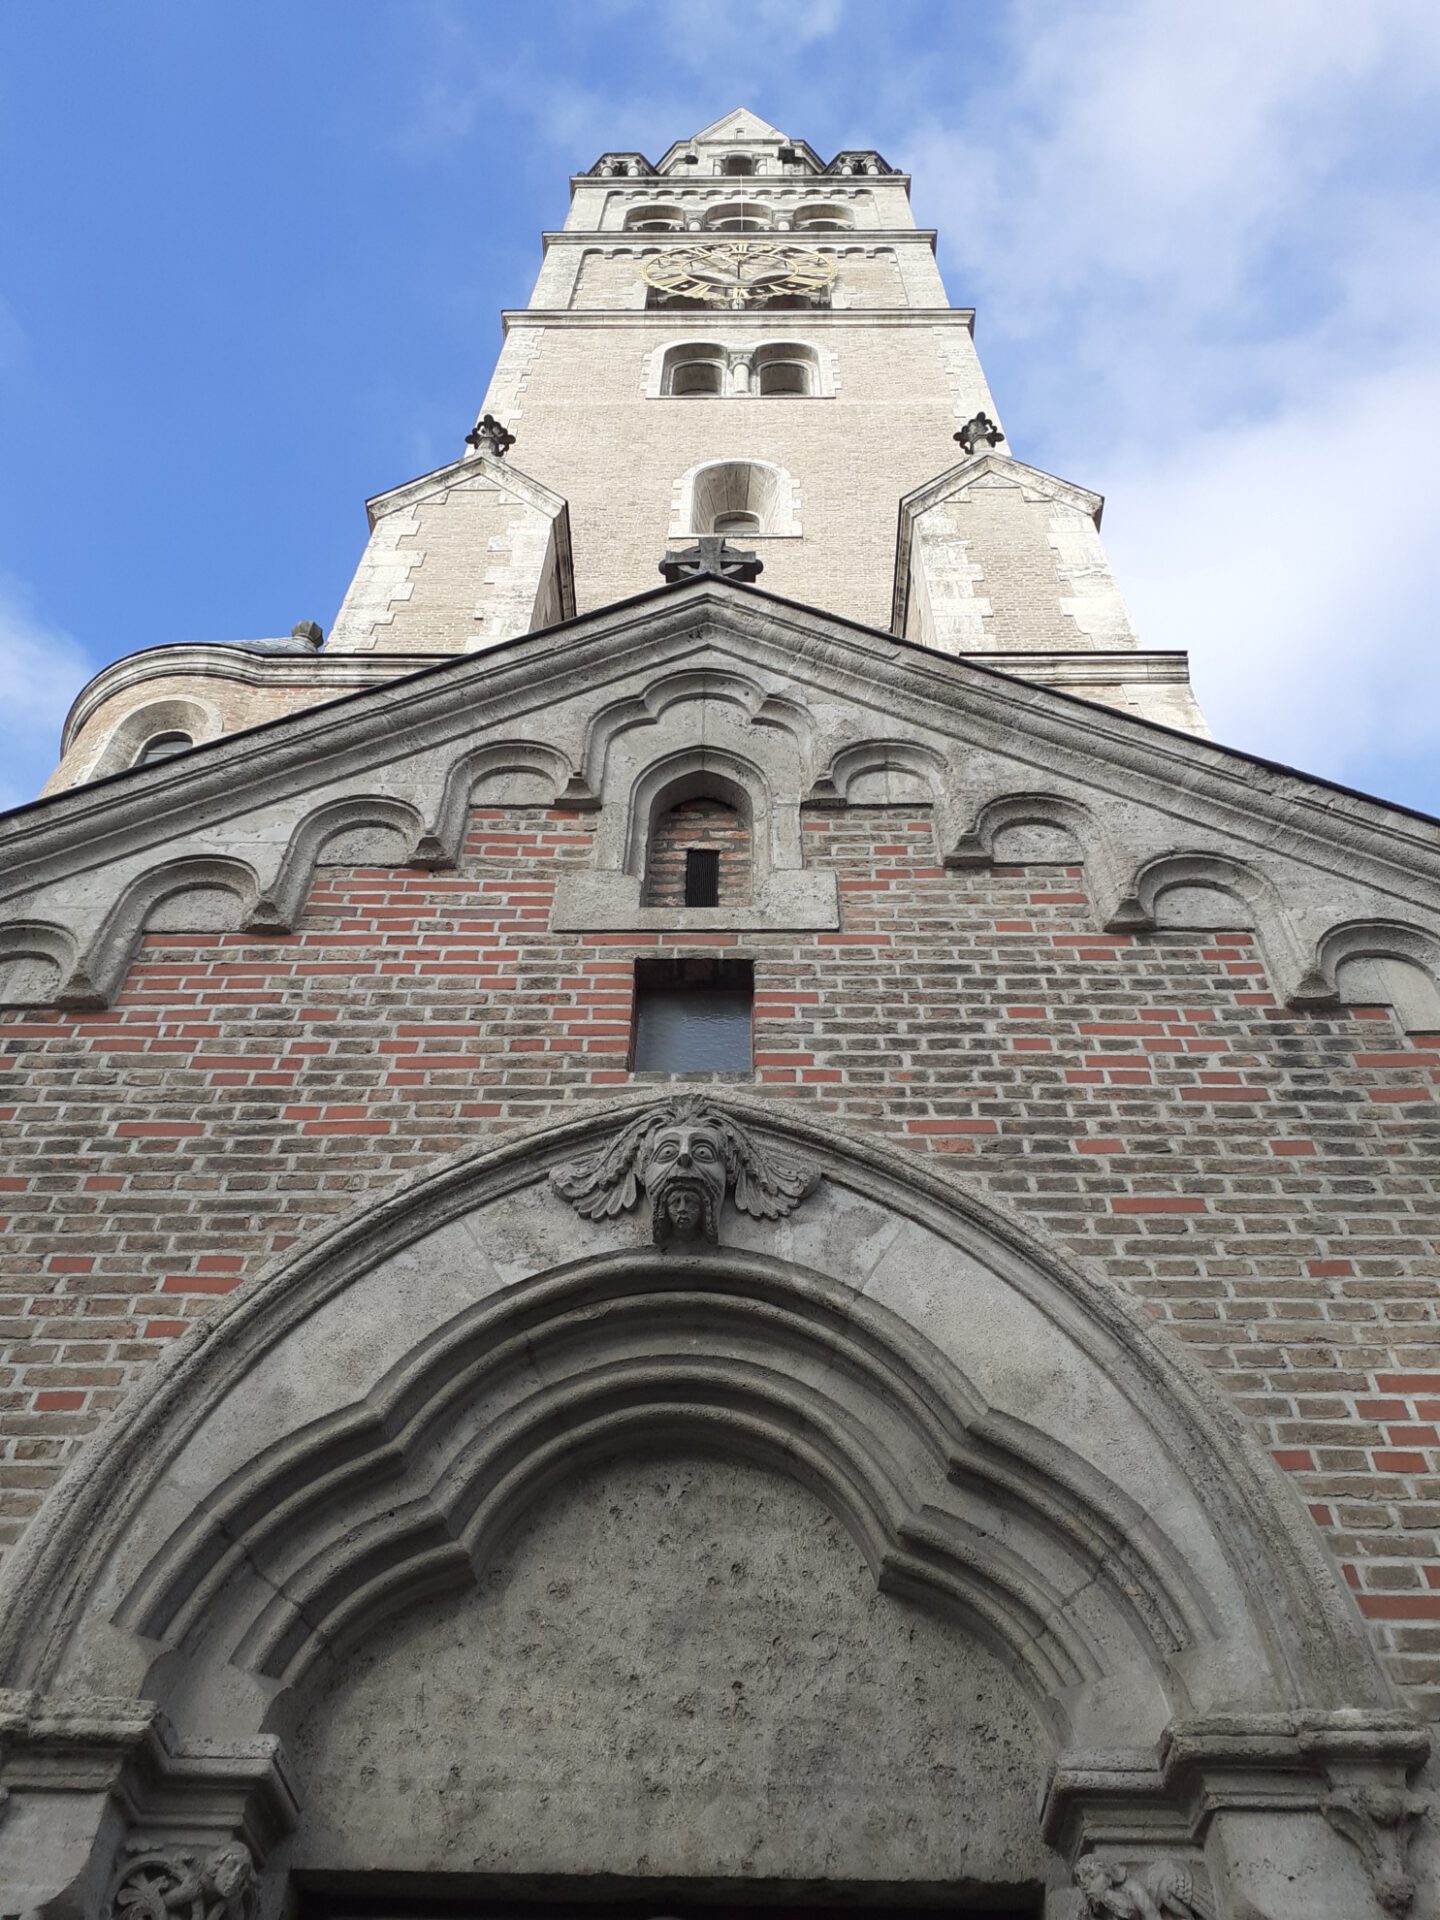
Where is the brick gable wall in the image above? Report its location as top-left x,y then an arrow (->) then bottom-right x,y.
2,802 -> 1438,1713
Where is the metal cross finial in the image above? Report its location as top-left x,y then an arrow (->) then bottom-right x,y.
954,410 -> 1005,456
657,536 -> 764,585
466,414 -> 516,459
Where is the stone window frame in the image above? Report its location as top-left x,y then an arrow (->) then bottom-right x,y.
646,338 -> 835,402
82,695 -> 223,785
597,183 -> 874,233
670,458 -> 803,540
621,203 -> 688,232
551,743 -> 837,934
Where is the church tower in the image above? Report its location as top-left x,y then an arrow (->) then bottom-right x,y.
2,115 -> 1438,1920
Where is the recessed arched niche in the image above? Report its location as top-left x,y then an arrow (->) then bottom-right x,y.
643,778 -> 753,908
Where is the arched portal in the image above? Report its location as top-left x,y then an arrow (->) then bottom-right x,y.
0,1103 -> 1420,1919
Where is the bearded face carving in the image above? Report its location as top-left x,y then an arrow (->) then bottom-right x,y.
549,1096 -> 819,1245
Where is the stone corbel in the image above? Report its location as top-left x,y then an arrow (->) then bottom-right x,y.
1043,1712 -> 1429,1919
1321,1785 -> 1427,1916
0,1692 -> 297,1919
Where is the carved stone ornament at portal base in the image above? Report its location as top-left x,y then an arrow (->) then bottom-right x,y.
1073,1855 -> 1213,1919
1322,1783 -> 1428,1915
106,1840 -> 256,1920
549,1094 -> 819,1245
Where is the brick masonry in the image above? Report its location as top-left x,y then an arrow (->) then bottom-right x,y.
643,796 -> 752,906
3,801 -> 1437,1711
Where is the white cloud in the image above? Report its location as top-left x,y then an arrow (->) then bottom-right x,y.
893,0 -> 1440,807
0,581 -> 93,813
1106,356 -> 1440,782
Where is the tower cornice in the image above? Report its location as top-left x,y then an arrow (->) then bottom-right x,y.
499,308 -> 975,332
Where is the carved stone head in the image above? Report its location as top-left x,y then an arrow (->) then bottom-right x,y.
550,1095 -> 818,1246
637,1107 -> 730,1243
204,1843 -> 256,1904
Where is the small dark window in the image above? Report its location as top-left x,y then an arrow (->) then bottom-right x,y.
684,848 -> 720,907
134,731 -> 193,766
632,957 -> 752,1073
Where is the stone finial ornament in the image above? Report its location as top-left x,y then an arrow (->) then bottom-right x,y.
108,1840 -> 256,1920
290,620 -> 324,650
954,410 -> 1005,456
658,535 -> 764,585
1073,1855 -> 1212,1919
1322,1784 -> 1428,1914
466,414 -> 516,459
549,1095 -> 819,1246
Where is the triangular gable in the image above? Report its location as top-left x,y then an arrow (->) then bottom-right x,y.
656,110 -> 822,175
688,108 -> 788,146
363,448 -> 570,534
892,452 -> 1105,638
4,576 -> 1437,1014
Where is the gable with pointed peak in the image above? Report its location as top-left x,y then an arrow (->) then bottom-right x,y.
893,449 -> 1150,679
327,448 -> 574,657
2,577 -> 1436,1017
689,107 -> 789,146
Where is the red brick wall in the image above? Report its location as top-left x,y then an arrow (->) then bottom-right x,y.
3,803 -> 1438,1712
643,796 -> 752,905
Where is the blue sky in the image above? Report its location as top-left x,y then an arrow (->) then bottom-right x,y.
1,0 -> 1437,813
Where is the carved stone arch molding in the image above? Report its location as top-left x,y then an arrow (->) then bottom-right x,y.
413,737 -> 584,867
0,917 -> 78,1010
553,666 -> 835,931
246,794 -> 428,932
806,736 -> 950,812
1316,917 -> 1440,1035
64,853 -> 264,1007
1121,848 -> 1337,1007
0,1102 -> 1424,1919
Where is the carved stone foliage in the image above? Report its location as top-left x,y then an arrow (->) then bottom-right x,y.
465,413 -> 516,458
549,1095 -> 818,1245
1074,1856 -> 1213,1919
107,1841 -> 256,1920
1323,1784 -> 1428,1914
954,409 -> 1005,455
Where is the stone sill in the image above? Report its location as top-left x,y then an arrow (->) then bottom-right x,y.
551,870 -> 839,933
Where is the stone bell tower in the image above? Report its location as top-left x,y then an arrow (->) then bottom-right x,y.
44,109 -> 1202,799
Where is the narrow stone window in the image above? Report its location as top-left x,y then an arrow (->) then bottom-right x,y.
685,847 -> 720,907
792,202 -> 853,231
134,731 -> 193,766
753,342 -> 819,396
704,201 -> 768,231
645,795 -> 752,906
687,460 -> 792,536
631,957 -> 753,1073
661,342 -> 727,396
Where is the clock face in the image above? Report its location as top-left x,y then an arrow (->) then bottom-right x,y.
642,239 -> 837,308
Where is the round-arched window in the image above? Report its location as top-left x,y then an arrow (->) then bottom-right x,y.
134,731 -> 193,767
662,343 -> 727,396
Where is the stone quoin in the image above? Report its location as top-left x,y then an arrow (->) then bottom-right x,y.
0,106 -> 1437,1919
